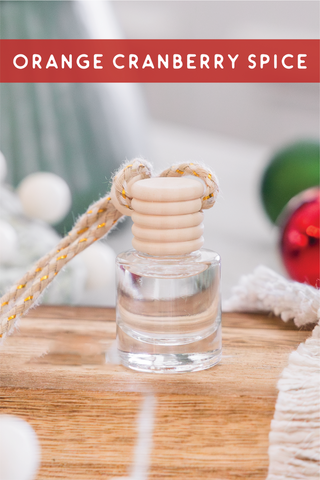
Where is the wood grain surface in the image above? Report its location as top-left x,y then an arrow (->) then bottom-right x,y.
0,306 -> 311,480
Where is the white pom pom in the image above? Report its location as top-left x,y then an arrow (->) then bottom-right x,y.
0,415 -> 40,480
79,242 -> 116,290
0,151 -> 7,183
0,219 -> 18,265
17,172 -> 71,224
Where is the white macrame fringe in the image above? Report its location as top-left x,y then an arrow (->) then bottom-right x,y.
225,266 -> 320,480
267,325 -> 320,480
224,265 -> 320,328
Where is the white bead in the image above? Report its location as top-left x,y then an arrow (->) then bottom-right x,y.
17,172 -> 71,224
78,242 -> 116,290
0,151 -> 7,183
0,219 -> 18,265
0,415 -> 40,480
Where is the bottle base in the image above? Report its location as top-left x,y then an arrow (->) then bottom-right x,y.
117,322 -> 222,373
118,349 -> 222,373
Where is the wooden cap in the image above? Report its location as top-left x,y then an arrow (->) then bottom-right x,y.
131,177 -> 205,255
131,177 -> 205,202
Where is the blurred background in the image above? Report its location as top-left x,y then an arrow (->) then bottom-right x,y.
0,0 -> 319,306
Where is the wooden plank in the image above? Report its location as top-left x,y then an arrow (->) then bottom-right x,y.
0,306 -> 311,479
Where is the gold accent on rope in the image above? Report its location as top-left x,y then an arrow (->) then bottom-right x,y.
0,159 -> 218,340
160,162 -> 219,210
88,203 -> 109,215
203,193 -> 214,200
77,227 -> 89,235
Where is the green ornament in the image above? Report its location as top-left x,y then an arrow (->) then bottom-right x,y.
261,140 -> 320,223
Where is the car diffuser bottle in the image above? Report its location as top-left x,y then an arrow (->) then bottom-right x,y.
113,173 -> 221,373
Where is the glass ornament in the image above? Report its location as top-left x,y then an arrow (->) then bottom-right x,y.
279,188 -> 319,287
261,140 -> 319,223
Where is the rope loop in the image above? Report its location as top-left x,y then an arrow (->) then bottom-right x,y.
0,159 -> 218,340
160,162 -> 219,209
112,159 -> 153,212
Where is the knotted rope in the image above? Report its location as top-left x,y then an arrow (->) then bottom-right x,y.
0,159 -> 219,340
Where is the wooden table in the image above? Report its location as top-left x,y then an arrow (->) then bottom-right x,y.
0,306 -> 311,479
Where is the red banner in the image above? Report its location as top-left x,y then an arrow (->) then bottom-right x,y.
0,39 -> 318,83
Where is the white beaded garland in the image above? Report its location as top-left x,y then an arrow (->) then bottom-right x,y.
0,415 -> 40,480
17,172 -> 71,224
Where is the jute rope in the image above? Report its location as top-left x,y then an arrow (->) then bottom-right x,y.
0,159 -> 219,340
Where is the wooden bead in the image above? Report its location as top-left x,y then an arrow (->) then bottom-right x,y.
132,224 -> 204,243
131,211 -> 204,229
132,237 -> 204,256
131,198 -> 202,216
131,177 -> 205,202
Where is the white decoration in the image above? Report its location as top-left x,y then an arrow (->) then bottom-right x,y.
0,219 -> 18,265
0,151 -> 7,183
225,265 -> 320,479
78,242 -> 116,290
0,415 -> 40,480
267,326 -> 320,480
224,265 -> 320,327
17,172 -> 71,224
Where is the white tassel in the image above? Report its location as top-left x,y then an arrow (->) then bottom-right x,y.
225,266 -> 320,479
224,265 -> 320,327
267,326 -> 320,480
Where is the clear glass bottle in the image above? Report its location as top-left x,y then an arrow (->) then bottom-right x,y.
116,248 -> 221,373
113,175 -> 222,373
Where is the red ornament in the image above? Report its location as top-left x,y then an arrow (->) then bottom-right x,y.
280,188 -> 320,287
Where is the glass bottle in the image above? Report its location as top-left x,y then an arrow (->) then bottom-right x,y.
114,176 -> 221,373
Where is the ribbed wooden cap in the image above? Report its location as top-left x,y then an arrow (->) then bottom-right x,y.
130,177 -> 205,255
